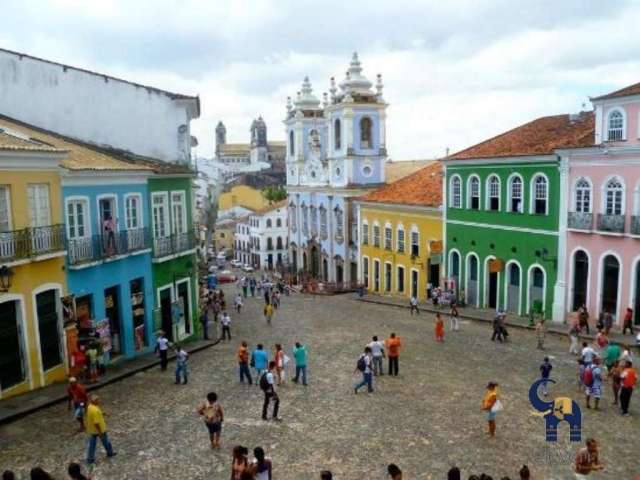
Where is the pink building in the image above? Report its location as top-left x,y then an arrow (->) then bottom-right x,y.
559,82 -> 640,326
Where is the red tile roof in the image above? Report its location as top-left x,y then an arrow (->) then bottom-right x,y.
448,112 -> 594,160
360,161 -> 442,208
592,81 -> 640,101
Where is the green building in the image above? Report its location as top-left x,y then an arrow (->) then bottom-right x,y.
443,114 -> 593,322
148,170 -> 199,341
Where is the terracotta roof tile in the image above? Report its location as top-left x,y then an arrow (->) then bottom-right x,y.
385,159 -> 434,183
0,129 -> 62,153
592,81 -> 640,101
360,161 -> 443,208
448,112 -> 594,160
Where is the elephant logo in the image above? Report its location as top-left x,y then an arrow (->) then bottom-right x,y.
528,378 -> 581,442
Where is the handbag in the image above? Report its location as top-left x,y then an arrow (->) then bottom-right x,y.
490,399 -> 503,413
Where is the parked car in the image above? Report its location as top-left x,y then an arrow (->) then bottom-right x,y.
217,270 -> 236,283
230,259 -> 242,267
241,264 -> 254,272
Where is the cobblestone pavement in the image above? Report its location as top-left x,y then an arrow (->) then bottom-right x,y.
1,288 -> 638,479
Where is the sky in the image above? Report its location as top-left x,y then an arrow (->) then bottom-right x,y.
2,0 -> 640,160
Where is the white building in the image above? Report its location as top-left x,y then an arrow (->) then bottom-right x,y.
235,202 -> 288,270
0,48 -> 200,164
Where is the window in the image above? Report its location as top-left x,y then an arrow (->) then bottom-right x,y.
301,204 -> 308,235
468,176 -> 480,210
276,237 -> 283,249
125,195 -> 141,229
487,175 -> 500,211
266,219 -> 272,228
0,186 -> 11,232
397,227 -> 405,253
276,218 -> 282,228
607,110 -> 624,141
28,184 -> 50,227
373,224 -> 381,247
384,224 -> 392,250
532,175 -> 548,215
334,206 -> 344,239
604,177 -> 624,215
67,199 -> 89,239
171,191 -> 187,234
509,175 -> 523,213
363,257 -> 369,288
450,176 -> 461,208
362,222 -> 369,245
289,130 -> 295,155
310,206 -> 318,236
152,193 -> 169,238
267,238 -> 273,250
319,206 -> 328,239
334,119 -> 341,150
360,117 -> 372,149
575,178 -> 591,213
411,230 -> 419,257
397,266 -> 405,293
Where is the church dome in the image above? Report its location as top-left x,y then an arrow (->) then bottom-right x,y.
294,76 -> 321,112
339,52 -> 374,97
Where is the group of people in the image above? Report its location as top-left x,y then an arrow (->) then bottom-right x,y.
354,333 -> 402,393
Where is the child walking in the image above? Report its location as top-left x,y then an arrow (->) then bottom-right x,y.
539,356 -> 553,396
435,313 -> 445,342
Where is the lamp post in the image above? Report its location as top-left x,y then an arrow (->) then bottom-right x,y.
0,265 -> 14,292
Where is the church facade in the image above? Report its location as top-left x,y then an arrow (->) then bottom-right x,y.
286,53 -> 388,286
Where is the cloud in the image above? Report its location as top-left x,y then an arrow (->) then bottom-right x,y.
1,0 -> 639,159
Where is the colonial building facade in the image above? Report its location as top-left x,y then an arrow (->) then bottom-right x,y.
235,202 -> 288,270
286,53 -> 388,285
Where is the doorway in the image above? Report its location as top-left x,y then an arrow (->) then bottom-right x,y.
374,260 -> 380,292
467,255 -> 478,306
384,263 -> 392,292
177,280 -> 191,336
104,286 -> 122,356
0,299 -> 25,389
336,264 -> 344,285
159,287 -> 173,341
350,262 -> 357,285
572,250 -> 589,311
36,289 -> 62,371
450,251 -> 460,295
488,271 -> 498,309
322,259 -> 328,281
411,270 -> 418,298
601,255 -> 619,319
529,267 -> 545,314
429,262 -> 440,289
506,263 -> 520,314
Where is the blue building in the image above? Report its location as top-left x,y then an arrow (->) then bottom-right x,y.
286,53 -> 388,285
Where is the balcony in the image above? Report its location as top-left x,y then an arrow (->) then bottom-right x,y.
153,231 -> 197,258
0,225 -> 65,263
68,228 -> 150,266
597,214 -> 625,234
631,216 -> 640,235
567,212 -> 593,231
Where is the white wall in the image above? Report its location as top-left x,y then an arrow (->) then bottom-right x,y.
0,49 -> 199,163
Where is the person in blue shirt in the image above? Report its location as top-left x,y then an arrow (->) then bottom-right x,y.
539,356 -> 553,396
292,342 -> 308,386
252,344 -> 269,377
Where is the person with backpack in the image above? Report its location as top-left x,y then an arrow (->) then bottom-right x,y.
584,357 -> 603,410
354,346 -> 373,394
197,391 -> 224,449
581,341 -> 596,366
260,361 -> 280,421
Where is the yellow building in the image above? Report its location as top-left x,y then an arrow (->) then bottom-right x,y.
213,219 -> 236,253
218,185 -> 270,212
358,161 -> 443,301
0,127 -> 68,399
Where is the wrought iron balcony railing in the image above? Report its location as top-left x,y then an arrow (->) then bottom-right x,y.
631,216 -> 640,235
153,231 -> 197,258
597,214 -> 625,234
567,212 -> 593,230
0,224 -> 65,263
68,227 -> 150,265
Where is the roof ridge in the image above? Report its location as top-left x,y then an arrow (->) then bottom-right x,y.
591,80 -> 640,101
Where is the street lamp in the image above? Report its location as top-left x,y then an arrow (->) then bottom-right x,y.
0,265 -> 14,292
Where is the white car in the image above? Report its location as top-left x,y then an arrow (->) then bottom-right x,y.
241,265 -> 254,272
230,259 -> 242,267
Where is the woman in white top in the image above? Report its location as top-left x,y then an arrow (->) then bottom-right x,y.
251,446 -> 272,480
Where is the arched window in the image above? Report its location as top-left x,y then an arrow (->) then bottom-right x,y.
362,221 -> 369,245
289,130 -> 295,155
532,175 -> 548,215
396,226 -> 405,253
373,222 -> 381,247
360,117 -> 372,149
509,175 -> 523,213
276,237 -> 283,249
604,177 -> 624,215
266,219 -> 272,228
334,119 -> 341,150
607,110 -> 624,141
276,218 -> 282,228
450,175 -> 461,208
384,223 -> 392,250
487,175 -> 500,211
468,175 -> 480,210
574,178 -> 591,213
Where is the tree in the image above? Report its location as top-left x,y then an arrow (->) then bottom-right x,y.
262,185 -> 287,204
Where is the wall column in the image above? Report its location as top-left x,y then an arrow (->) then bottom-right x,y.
552,157 -> 569,323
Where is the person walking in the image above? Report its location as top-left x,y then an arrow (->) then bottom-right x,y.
201,305 -> 210,340
249,277 -> 256,297
264,302 -> 274,325
535,320 -> 546,350
252,344 -> 269,379
619,360 -> 637,416
155,331 -> 170,371
578,304 -> 590,334
231,446 -> 250,480
491,313 -> 504,343
174,344 -> 188,385
221,311 -> 232,341
409,296 -> 419,315
260,361 -> 280,421
585,357 -> 603,410
603,311 -> 613,335
354,346 -> 373,394
539,356 -> 553,397
435,313 -> 445,342
197,392 -> 224,449
481,381 -> 500,438
367,336 -> 385,376
574,438 -> 603,478
242,277 -> 249,298
622,307 -> 634,335
273,344 -> 285,386
581,342 -> 596,366
609,360 -> 623,406
603,341 -> 621,373
450,303 -> 460,331
237,341 -> 253,385
235,294 -> 243,314
292,342 -> 308,386
84,394 -> 116,464
569,323 -> 580,355
385,333 -> 402,376
67,377 -> 88,432
250,446 -> 272,480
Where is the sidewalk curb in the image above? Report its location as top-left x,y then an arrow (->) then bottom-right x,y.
0,336 -> 222,426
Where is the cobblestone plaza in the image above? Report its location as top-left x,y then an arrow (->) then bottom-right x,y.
0,289 -> 637,479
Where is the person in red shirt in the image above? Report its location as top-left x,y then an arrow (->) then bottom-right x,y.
67,377 -> 88,432
620,360 -> 637,416
434,313 -> 445,342
385,333 -> 402,376
72,345 -> 87,381
622,307 -> 634,335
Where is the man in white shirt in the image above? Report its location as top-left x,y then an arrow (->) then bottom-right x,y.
409,296 -> 420,315
155,331 -> 170,371
261,361 -> 280,421
354,347 -> 374,394
221,312 -> 232,341
367,336 -> 385,376
581,342 -> 596,365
